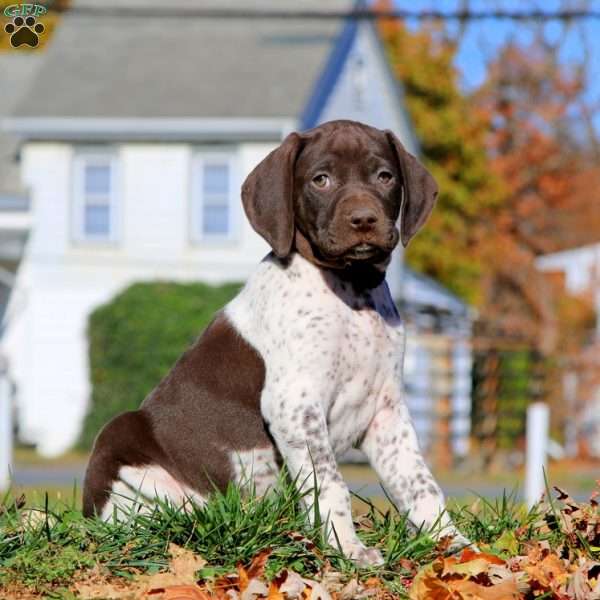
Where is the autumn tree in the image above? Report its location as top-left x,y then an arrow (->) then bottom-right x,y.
477,41 -> 600,254
377,5 -> 597,350
475,40 -> 598,350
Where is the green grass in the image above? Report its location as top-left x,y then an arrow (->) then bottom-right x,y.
0,473 -> 441,596
0,471 -> 597,598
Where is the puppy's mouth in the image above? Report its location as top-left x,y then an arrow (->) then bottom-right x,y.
315,233 -> 398,264
345,243 -> 381,261
301,226 -> 399,270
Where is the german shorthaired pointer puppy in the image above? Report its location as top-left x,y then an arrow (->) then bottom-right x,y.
83,120 -> 470,565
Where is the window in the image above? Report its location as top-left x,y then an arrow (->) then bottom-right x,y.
191,153 -> 237,241
73,153 -> 118,243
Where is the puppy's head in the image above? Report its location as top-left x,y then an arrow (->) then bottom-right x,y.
241,120 -> 437,270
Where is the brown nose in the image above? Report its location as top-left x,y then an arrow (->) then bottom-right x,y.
349,208 -> 378,233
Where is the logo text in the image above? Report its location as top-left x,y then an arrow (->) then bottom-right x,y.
4,4 -> 48,18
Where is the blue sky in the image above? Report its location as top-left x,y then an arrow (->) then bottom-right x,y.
394,0 -> 600,128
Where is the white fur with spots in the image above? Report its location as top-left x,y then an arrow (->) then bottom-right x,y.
225,253 -> 469,564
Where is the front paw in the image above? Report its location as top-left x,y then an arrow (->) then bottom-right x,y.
343,541 -> 384,567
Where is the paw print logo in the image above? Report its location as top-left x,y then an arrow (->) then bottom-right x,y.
4,15 -> 45,48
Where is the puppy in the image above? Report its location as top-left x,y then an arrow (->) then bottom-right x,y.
83,120 -> 469,565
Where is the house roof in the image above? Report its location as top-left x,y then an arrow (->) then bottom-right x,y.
11,0 -> 352,123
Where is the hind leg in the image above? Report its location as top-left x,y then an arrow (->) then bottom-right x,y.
101,464 -> 206,520
83,411 -> 205,519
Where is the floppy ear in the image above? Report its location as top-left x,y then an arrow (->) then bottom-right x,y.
385,130 -> 438,247
241,132 -> 303,258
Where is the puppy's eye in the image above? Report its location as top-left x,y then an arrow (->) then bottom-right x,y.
377,171 -> 394,185
312,174 -> 330,189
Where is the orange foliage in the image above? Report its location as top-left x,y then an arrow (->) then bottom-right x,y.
474,42 -> 599,351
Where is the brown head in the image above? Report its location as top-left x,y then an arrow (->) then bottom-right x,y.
242,120 -> 437,284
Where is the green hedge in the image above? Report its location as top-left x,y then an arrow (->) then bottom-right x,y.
79,281 -> 242,449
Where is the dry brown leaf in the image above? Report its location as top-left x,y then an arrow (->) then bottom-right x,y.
237,567 -> 249,594
170,544 -> 209,580
433,535 -> 454,554
566,560 -> 600,600
524,552 -> 569,589
339,579 -> 361,599
450,578 -> 521,599
145,545 -> 207,593
488,564 -> 528,594
152,584 -> 214,600
278,570 -> 307,598
238,548 -> 272,593
240,578 -> 269,599
318,567 -> 347,596
266,581 -> 286,600
247,548 -> 273,580
442,556 -> 493,578
302,580 -> 333,600
211,572 -> 241,597
398,558 -> 417,573
460,548 -> 504,566
409,569 -> 457,600
409,548 -> 525,600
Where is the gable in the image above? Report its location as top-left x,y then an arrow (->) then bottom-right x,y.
302,20 -> 419,154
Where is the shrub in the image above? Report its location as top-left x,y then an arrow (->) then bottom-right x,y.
79,281 -> 242,449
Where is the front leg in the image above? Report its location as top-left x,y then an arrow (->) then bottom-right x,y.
361,390 -> 470,548
265,391 -> 383,566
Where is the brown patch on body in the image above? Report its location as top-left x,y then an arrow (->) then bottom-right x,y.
83,312 -> 271,516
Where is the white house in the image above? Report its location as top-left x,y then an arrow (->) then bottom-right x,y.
536,243 -> 600,337
0,0 -> 472,458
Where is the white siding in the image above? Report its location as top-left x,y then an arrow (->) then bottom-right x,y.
318,23 -> 417,153
27,144 -> 72,258
536,244 -> 600,336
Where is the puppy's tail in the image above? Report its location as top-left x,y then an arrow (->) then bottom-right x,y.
82,410 -> 153,517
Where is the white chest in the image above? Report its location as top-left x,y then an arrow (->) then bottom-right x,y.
226,254 -> 405,454
324,301 -> 404,453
